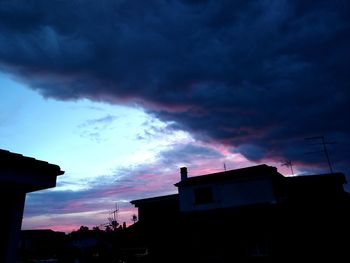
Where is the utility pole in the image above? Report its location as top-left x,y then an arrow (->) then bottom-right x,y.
305,136 -> 335,173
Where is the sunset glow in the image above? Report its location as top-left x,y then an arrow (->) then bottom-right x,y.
0,0 -> 349,233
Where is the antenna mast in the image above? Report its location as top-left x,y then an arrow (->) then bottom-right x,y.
281,160 -> 294,175
305,136 -> 335,173
107,202 -> 119,231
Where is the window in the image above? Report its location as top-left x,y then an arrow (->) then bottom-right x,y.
194,187 -> 213,204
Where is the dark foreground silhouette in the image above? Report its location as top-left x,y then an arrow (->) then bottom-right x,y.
17,165 -> 350,263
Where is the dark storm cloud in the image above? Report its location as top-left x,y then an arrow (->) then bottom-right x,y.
0,0 -> 349,172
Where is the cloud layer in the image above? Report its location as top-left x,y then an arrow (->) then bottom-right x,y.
23,141 -> 237,231
1,1 -> 349,175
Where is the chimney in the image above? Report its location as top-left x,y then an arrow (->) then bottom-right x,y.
180,167 -> 188,181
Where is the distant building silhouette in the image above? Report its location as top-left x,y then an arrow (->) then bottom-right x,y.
19,229 -> 66,262
131,164 -> 350,262
0,149 -> 63,263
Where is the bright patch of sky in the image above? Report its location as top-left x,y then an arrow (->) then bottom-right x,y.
0,72 -> 193,191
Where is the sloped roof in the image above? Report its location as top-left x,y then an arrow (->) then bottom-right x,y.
0,149 -> 64,192
175,164 -> 283,187
0,149 -> 64,176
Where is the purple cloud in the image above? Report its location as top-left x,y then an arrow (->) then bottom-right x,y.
23,142 -> 229,229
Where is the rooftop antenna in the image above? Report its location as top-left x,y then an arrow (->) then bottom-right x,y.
305,136 -> 335,173
113,202 -> 119,221
224,162 -> 227,171
107,202 -> 119,230
281,160 -> 294,175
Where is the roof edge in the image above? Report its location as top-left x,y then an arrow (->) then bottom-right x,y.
130,193 -> 179,206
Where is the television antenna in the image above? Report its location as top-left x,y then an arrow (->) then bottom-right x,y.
305,136 -> 335,173
281,159 -> 294,175
107,202 -> 119,231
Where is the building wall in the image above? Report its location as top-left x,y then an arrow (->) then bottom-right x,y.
0,191 -> 26,263
178,177 -> 276,212
136,198 -> 179,222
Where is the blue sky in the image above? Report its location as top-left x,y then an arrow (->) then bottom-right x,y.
2,72 -> 253,232
1,72 -> 157,182
0,72 -> 196,231
0,0 -> 349,232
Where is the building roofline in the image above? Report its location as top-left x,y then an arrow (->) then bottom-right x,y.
175,164 -> 282,187
130,193 -> 179,206
0,149 -> 64,176
285,172 -> 346,183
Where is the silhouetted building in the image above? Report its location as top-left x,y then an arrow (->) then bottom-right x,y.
0,149 -> 63,263
19,229 -> 66,262
131,164 -> 350,262
131,194 -> 179,223
176,165 -> 283,212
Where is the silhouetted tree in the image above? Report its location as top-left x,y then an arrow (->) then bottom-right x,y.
78,225 -> 89,232
105,225 -> 112,232
92,226 -> 101,231
132,214 -> 138,224
108,217 -> 119,231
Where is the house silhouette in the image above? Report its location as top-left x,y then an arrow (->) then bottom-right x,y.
131,164 -> 350,263
0,149 -> 63,263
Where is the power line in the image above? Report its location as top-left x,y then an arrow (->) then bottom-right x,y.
305,136 -> 335,173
